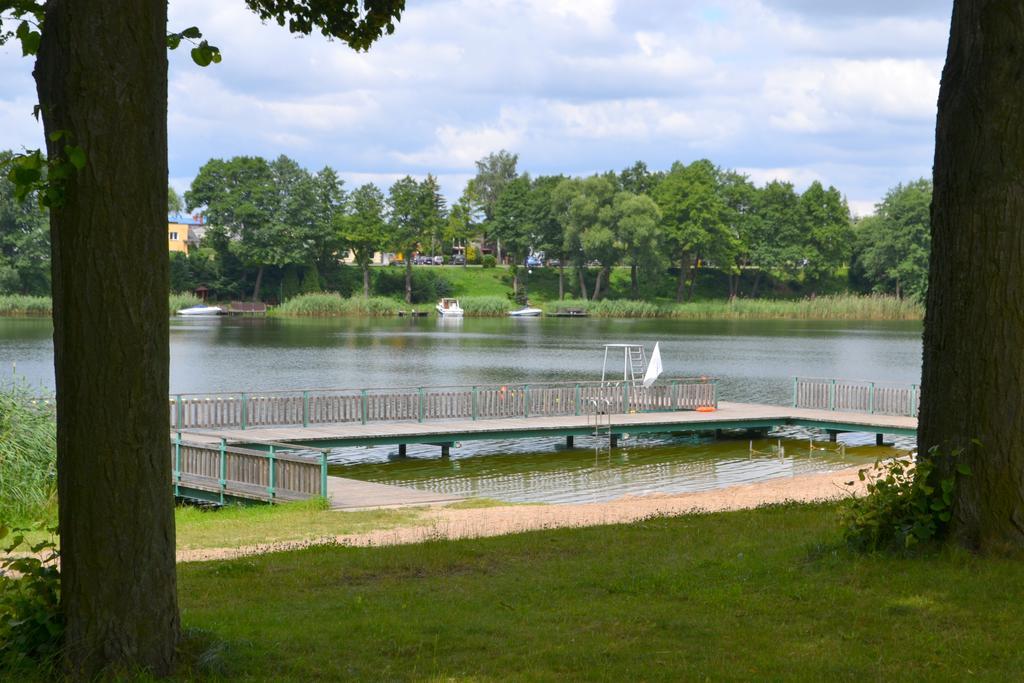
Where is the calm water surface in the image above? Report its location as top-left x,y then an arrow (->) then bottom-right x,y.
0,316 -> 921,503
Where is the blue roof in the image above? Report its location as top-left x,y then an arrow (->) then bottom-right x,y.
168,213 -> 204,225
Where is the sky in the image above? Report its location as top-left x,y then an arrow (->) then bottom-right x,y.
0,0 -> 953,216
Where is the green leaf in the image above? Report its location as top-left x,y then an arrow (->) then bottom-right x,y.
191,45 -> 212,67
181,26 -> 203,39
166,34 -> 182,50
15,21 -> 40,56
956,462 -> 972,476
0,525 -> 7,540
65,145 -> 86,170
12,166 -> 41,185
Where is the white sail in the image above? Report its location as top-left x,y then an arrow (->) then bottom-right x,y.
642,342 -> 663,387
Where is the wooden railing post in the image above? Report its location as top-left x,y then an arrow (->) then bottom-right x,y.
910,384 -> 917,417
792,377 -> 799,407
320,450 -> 329,498
623,382 -> 629,413
829,379 -> 836,411
175,394 -> 183,430
240,393 -> 248,430
575,383 -> 581,416
418,387 -> 425,423
868,382 -> 875,414
471,385 -> 478,420
360,389 -> 368,425
524,384 -> 530,418
302,391 -> 309,427
268,445 -> 277,501
173,432 -> 182,497
218,438 -> 227,505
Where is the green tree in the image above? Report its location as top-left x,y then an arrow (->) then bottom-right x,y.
492,174 -> 535,295
852,179 -> 931,300
3,0 -> 405,674
387,175 -> 443,303
309,165 -> 347,277
618,160 -> 662,196
613,191 -> 663,298
798,180 -> 853,290
0,150 -> 50,295
654,160 -> 729,301
444,191 -> 478,267
527,174 -> 567,297
564,175 -> 619,300
748,180 -> 803,297
341,183 -> 387,297
467,149 -> 518,260
717,171 -> 758,300
167,186 -> 184,213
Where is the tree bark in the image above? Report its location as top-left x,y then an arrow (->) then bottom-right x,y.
362,264 -> 370,298
592,267 -> 607,301
577,266 -> 589,301
34,0 -> 179,676
920,0 -> 1024,552
252,265 -> 264,302
676,253 -> 688,302
404,258 -> 413,304
558,261 -> 565,300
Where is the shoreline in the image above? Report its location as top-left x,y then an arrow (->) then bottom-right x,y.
177,464 -> 868,563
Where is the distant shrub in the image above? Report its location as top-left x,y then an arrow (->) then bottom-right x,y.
274,293 -> 397,316
0,295 -> 51,316
374,268 -> 452,303
466,245 -> 480,264
481,255 -> 497,269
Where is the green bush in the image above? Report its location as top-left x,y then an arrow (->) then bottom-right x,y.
481,255 -> 497,269
0,527 -> 62,672
274,293 -> 399,316
0,384 -> 57,523
840,447 -> 971,552
373,268 -> 452,303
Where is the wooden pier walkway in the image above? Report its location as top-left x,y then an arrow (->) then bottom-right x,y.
170,377 -> 918,508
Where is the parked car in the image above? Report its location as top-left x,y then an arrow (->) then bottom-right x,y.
433,255 -> 444,265
546,258 -> 561,267
526,255 -> 543,268
450,254 -> 466,266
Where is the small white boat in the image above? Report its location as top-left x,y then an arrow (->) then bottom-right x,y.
508,307 -> 542,317
178,305 -> 223,316
435,298 -> 464,317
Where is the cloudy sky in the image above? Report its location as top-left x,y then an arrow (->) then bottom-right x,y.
0,0 -> 953,215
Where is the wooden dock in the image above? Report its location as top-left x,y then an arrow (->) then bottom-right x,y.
170,377 -> 918,508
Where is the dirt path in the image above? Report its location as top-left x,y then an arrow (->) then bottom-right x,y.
178,465 -> 867,563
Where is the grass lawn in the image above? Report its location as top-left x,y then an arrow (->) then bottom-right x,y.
177,502 -> 1023,680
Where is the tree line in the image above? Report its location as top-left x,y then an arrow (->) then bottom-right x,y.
1,148 -> 931,304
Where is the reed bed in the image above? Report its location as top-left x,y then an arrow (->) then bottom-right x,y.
169,292 -> 202,316
460,296 -> 512,316
274,293 -> 404,317
0,295 -> 52,316
0,382 -> 57,523
544,295 -> 921,321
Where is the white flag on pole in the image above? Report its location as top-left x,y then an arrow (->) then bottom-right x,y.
643,342 -> 663,388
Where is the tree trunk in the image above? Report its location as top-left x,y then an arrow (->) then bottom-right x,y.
751,269 -> 763,298
362,264 -> 370,298
512,266 -> 520,296
577,266 -> 589,301
558,262 -> 565,300
34,0 -> 179,676
592,267 -> 606,301
686,255 -> 699,301
630,263 -> 639,298
404,258 -> 413,304
676,253 -> 688,302
920,0 -> 1024,552
252,265 -> 264,302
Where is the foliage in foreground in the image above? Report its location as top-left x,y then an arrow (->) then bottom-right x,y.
841,448 -> 971,552
0,384 -> 56,524
0,526 -> 62,673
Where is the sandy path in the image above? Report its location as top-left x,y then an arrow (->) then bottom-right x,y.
178,465 -> 867,563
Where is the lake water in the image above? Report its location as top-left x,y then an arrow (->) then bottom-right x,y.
0,316 -> 922,503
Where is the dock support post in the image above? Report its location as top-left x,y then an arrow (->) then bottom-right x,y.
566,435 -> 574,448
320,450 -> 329,497
175,394 -> 183,430
714,429 -> 722,440
173,432 -> 181,497
828,430 -> 838,442
218,438 -> 227,505
441,443 -> 451,458
268,444 -> 277,501
610,433 -> 619,449
398,443 -> 407,458
876,433 -> 884,446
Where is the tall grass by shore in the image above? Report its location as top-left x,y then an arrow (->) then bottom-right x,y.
545,294 -> 922,321
459,296 -> 511,316
0,383 -> 57,523
169,292 -> 201,315
273,293 -> 406,317
0,295 -> 51,316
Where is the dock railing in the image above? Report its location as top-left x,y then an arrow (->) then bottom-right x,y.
171,435 -> 328,503
792,377 -> 918,417
169,378 -> 717,431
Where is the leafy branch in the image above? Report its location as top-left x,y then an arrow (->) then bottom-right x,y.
167,25 -> 222,67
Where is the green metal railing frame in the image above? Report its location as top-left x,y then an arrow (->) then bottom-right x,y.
792,377 -> 918,417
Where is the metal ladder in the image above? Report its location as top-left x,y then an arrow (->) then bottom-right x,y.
627,345 -> 647,386
587,397 -> 613,450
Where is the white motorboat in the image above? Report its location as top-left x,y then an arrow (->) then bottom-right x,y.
508,307 -> 542,317
435,298 -> 464,317
178,305 -> 224,316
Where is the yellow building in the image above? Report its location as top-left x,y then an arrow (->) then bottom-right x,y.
168,222 -> 189,254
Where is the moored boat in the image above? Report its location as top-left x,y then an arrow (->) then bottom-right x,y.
508,307 -> 542,317
435,298 -> 464,317
178,305 -> 224,316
